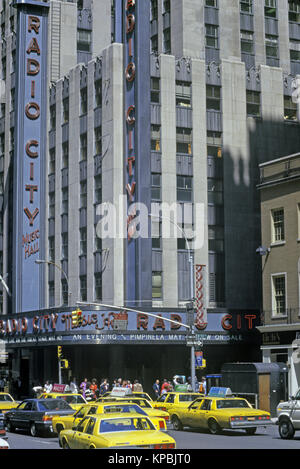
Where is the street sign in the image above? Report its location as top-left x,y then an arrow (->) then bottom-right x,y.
186,334 -> 203,347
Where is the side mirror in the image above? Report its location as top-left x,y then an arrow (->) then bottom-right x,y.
289,395 -> 295,400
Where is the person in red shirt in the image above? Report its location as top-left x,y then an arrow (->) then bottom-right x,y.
161,379 -> 170,395
89,378 -> 98,400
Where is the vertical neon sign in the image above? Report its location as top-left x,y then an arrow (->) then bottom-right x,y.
13,0 -> 49,313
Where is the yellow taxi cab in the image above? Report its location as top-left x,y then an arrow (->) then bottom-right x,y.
38,393 -> 87,410
103,391 -> 153,401
96,396 -> 170,426
59,413 -> 176,449
52,401 -> 167,435
169,387 -> 272,435
0,393 -> 19,413
153,392 -> 203,413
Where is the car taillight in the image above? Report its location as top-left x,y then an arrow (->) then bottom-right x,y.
231,416 -> 246,421
163,415 -> 169,421
0,446 -> 8,449
154,444 -> 175,449
159,420 -> 165,429
42,416 -> 53,422
159,407 -> 167,412
259,415 -> 270,420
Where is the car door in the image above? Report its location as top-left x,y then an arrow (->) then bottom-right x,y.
291,391 -> 300,430
71,417 -> 90,449
184,401 -> 203,427
12,401 -> 32,429
188,399 -> 212,429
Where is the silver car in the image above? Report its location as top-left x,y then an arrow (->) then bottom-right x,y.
276,388 -> 300,439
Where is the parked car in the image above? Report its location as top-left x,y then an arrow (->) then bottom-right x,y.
4,398 -> 75,437
38,393 -> 87,410
0,393 -> 19,413
276,388 -> 300,439
0,437 -> 9,449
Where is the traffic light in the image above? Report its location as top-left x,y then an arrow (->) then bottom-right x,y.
77,309 -> 83,326
71,310 -> 78,327
57,346 -> 63,359
60,359 -> 69,369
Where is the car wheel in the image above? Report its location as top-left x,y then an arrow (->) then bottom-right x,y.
208,419 -> 221,435
30,422 -> 38,438
89,445 -> 96,449
245,427 -> 257,435
62,438 -> 70,449
6,420 -> 15,433
279,420 -> 295,440
56,424 -> 64,435
171,415 -> 183,431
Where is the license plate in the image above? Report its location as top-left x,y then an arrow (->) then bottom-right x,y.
248,417 -> 255,421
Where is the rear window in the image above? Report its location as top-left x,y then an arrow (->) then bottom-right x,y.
62,395 -> 85,404
99,417 -> 155,433
103,405 -> 147,415
179,394 -> 200,402
0,394 -> 13,402
216,399 -> 251,409
37,400 -> 72,411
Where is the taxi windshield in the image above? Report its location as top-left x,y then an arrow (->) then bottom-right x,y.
0,394 -> 13,402
216,399 -> 251,409
103,405 -> 147,415
62,395 -> 85,404
99,417 -> 155,433
179,394 -> 200,402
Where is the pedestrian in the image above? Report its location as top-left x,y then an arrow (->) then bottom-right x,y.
80,378 -> 88,398
90,378 -> 98,400
99,379 -> 108,396
168,380 -> 174,392
161,379 -> 169,395
85,382 -> 93,402
69,377 -> 78,393
133,379 -> 143,392
44,380 -> 52,393
153,379 -> 160,400
126,380 -> 132,390
199,377 -> 207,395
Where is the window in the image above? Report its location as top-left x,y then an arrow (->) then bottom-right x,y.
289,1 -> 300,22
290,41 -> 300,61
49,281 -> 55,307
80,276 -> 87,301
151,218 -> 161,249
95,273 -> 102,301
49,149 -> 55,175
266,35 -> 279,58
151,35 -> 158,53
163,28 -> 171,54
265,0 -> 277,18
50,104 -> 56,130
80,181 -> 87,208
177,175 -> 193,202
95,127 -> 102,155
62,279 -> 68,306
95,79 -> 102,108
62,143 -> 69,169
241,31 -> 254,54
176,81 -> 191,108
246,90 -> 261,117
80,87 -> 87,115
240,0 -> 253,14
151,173 -> 161,201
80,133 -> 87,161
151,125 -> 161,151
48,236 -> 55,262
94,175 -> 102,205
62,98 -> 69,123
284,96 -> 298,121
207,179 -> 223,205
152,272 -> 162,299
272,275 -> 286,315
151,0 -> 158,21
151,78 -> 160,104
208,226 -> 224,252
176,127 -> 192,155
49,192 -> 55,218
62,188 -> 68,215
80,228 -> 87,256
271,208 -> 285,242
61,233 -> 68,260
77,29 -> 92,52
206,25 -> 218,48
163,0 -> 170,14
206,0 -> 218,6
206,85 -> 221,111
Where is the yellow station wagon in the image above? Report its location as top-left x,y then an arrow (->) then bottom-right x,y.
169,388 -> 272,435
153,392 -> 204,413
52,401 -> 168,434
38,393 -> 87,410
59,413 -> 176,449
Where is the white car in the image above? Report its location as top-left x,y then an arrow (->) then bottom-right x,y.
276,388 -> 300,439
0,437 -> 9,449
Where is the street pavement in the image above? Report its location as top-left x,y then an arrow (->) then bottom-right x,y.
4,424 -> 300,450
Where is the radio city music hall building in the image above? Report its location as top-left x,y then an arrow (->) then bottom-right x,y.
0,0 -> 300,393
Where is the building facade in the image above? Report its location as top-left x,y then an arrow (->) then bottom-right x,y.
0,0 -> 300,394
257,152 -> 300,395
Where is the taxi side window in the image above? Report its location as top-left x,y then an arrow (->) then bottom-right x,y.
77,417 -> 89,432
87,406 -> 97,415
159,395 -> 167,402
200,399 -> 212,411
85,418 -> 96,435
167,394 -> 175,403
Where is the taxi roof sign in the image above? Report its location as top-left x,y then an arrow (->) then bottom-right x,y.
208,387 -> 233,397
110,387 -> 133,398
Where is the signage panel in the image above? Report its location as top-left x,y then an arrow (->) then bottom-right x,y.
12,1 -> 49,312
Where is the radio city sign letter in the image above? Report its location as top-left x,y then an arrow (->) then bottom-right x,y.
13,1 -> 49,313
